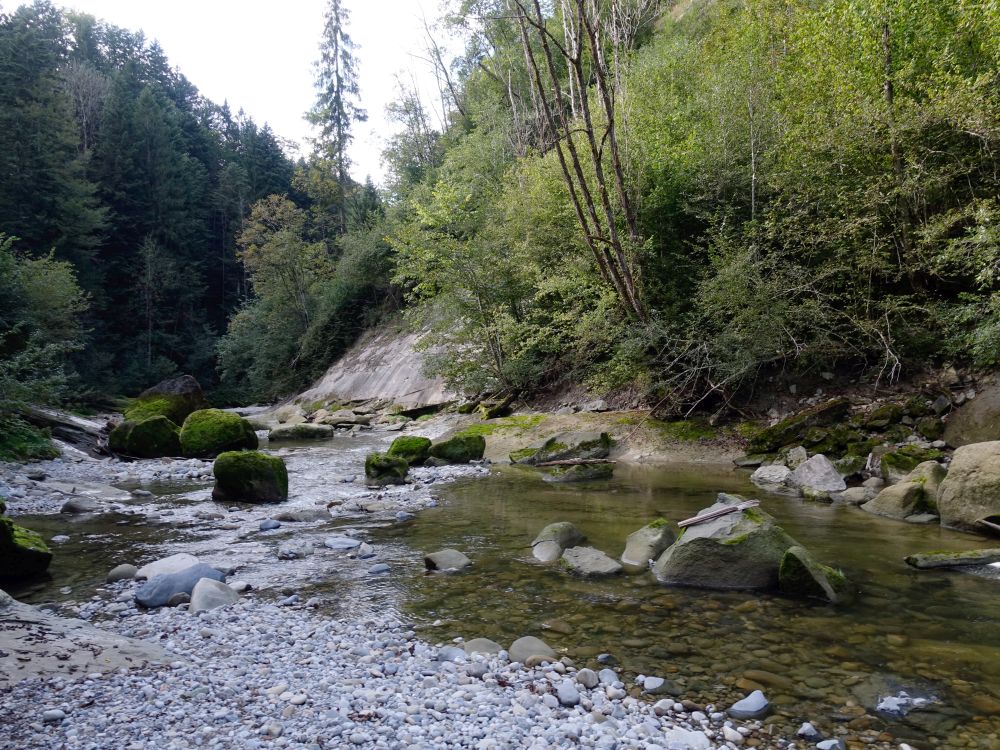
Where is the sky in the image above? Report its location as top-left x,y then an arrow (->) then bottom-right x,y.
33,0 -> 454,184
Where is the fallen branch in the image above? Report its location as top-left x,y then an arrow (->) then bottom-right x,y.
677,500 -> 760,529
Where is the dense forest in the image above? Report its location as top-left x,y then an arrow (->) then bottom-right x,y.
3,0 -> 1000,447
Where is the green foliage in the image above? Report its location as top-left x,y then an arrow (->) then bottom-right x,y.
0,415 -> 59,462
179,408 -> 258,458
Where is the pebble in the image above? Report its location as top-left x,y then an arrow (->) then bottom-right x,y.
556,679 -> 581,706
367,563 -> 390,574
728,690 -> 770,720
259,519 -> 281,531
42,709 -> 65,723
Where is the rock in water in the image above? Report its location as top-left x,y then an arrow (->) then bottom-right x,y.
324,536 -> 362,551
561,546 -> 622,577
136,552 -> 201,580
106,563 -> 137,582
728,690 -> 770,719
862,461 -> 945,520
463,638 -> 503,656
531,521 -> 585,563
787,455 -> 847,493
0,516 -> 52,581
386,435 -> 432,466
180,409 -> 258,458
114,416 -> 181,458
190,578 -> 239,612
428,434 -> 486,464
541,463 -> 614,483
620,520 -> 675,568
364,452 -> 408,486
259,519 -> 281,531
268,423 -> 335,441
509,636 -> 556,664
750,464 -> 791,492
778,546 -> 850,604
905,548 -> 1000,569
60,497 -> 101,514
212,451 -> 288,503
651,494 -> 797,590
937,441 -> 1000,532
424,549 -> 472,571
510,432 -> 612,465
135,564 -> 225,608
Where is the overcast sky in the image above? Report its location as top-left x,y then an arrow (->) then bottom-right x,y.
28,0 -> 453,183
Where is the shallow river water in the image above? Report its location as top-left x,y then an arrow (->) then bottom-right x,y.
9,438 -> 1000,749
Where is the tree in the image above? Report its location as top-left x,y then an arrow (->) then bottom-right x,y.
307,0 -> 367,235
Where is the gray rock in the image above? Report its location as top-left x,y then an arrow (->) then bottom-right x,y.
796,722 -> 819,739
259,519 -> 281,531
190,578 -> 239,613
620,521 -> 674,568
817,741 -> 845,750
367,563 -> 390,574
268,423 -> 335,441
228,580 -> 251,592
863,461 -> 946,520
531,521 -> 585,563
938,441 -> 1000,532
424,549 -> 471,572
862,476 -> 885,489
463,638 -> 502,656
166,592 -> 191,607
60,497 -> 101,514
437,646 -> 466,662
273,508 -> 330,523
135,564 -> 225,608
556,679 -> 580,706
355,542 -> 375,559
642,676 -> 676,695
278,542 -> 314,560
576,668 -> 599,689
324,536 -> 362,551
509,636 -> 555,664
561,546 -> 622,576
750,464 -> 791,491
728,689 -> 770,719
598,668 -> 618,685
106,563 -> 137,583
42,709 -> 66,723
135,553 -> 201,580
786,446 -> 808,470
652,494 -> 797,590
788,455 -> 847,493
833,487 -> 872,506
905,513 -> 939,524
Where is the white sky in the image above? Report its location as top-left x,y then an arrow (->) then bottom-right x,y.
23,0 -> 455,183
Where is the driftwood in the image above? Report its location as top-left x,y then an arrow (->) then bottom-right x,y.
677,500 -> 760,529
535,459 -> 617,467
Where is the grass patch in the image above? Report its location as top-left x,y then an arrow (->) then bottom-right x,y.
458,414 -> 546,437
0,416 -> 59,462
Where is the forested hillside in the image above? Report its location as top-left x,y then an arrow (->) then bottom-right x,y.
3,0 -> 1000,433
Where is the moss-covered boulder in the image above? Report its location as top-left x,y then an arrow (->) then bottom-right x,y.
0,515 -> 53,580
268,423 -> 335,441
807,425 -> 866,457
916,416 -> 944,441
211,451 -> 287,503
180,409 -> 258,458
864,403 -> 904,430
125,374 -> 209,424
126,416 -> 181,458
778,546 -> 850,604
387,436 -> 432,466
429,433 -> 486,464
541,463 -> 614,483
365,452 -> 409,485
108,420 -> 135,454
880,445 -> 944,483
748,398 -> 851,454
651,494 -> 798,590
862,461 -> 946,520
510,432 -> 612,465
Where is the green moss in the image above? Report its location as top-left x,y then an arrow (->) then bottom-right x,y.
509,447 -> 539,463
543,463 -> 614,482
458,414 -> 546,438
365,452 -> 409,485
723,533 -> 750,545
748,398 -> 851,453
416,414 -> 435,422
916,416 -> 944,440
0,417 -> 59,462
429,434 -> 486,464
882,445 -> 945,474
303,400 -> 326,414
0,516 -> 53,579
212,451 -> 287,502
180,409 -> 258,458
743,508 -> 766,523
108,421 -> 134,455
652,419 -> 717,442
864,403 -> 904,430
387,436 -> 432,465
124,392 -> 204,425
731,421 -> 762,440
648,517 -> 670,529
124,416 -> 181,458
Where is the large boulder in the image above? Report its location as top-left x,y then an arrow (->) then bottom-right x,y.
621,520 -> 675,568
364,452 -> 408,486
748,398 -> 851,454
212,451 -> 288,503
268,423 -> 335,441
510,432 -> 612,465
113,416 -> 181,458
561,546 -> 622,577
429,434 -> 486,464
180,409 -> 258,458
944,381 -> 1000,447
125,375 -> 209,425
787,455 -> 847,494
134,564 -> 225,608
861,461 -> 946,520
531,522 -> 586,563
938,441 -> 1000,532
386,436 -> 432,466
136,552 -> 201,580
651,494 -> 797,590
879,445 -> 944,484
189,578 -> 239,613
0,516 -> 52,580
750,464 -> 792,492
778,546 -> 850,604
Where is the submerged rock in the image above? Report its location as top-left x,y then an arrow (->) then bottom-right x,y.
106,563 -> 137,582
428,434 -> 486,464
180,409 -> 258,458
651,494 -> 797,590
561,546 -> 622,577
778,545 -> 850,604
212,451 -> 288,503
620,520 -> 675,568
464,638 -> 503,656
938,441 -> 1000,532
509,636 -> 555,664
424,548 -> 472,572
905,548 -> 1000,569
541,463 -> 614,483
510,432 -> 611,465
531,521 -> 585,563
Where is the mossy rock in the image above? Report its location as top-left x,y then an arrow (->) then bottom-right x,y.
809,425 -> 866,457
429,434 -> 486,464
511,432 -> 611,466
884,424 -> 914,443
125,375 -> 208,425
748,398 -> 851,454
778,546 -> 850,604
509,446 -> 539,463
881,445 -> 945,482
541,463 -> 614,483
365,452 -> 409,485
903,395 -> 931,418
916,416 -> 944,441
268,423 -> 335,441
0,516 -> 53,580
387,436 -> 432,466
108,420 -> 136,455
846,439 -> 879,457
479,401 -> 513,420
180,409 -> 258,458
456,401 -> 480,414
131,417 -> 181,458
864,403 -> 905,430
212,451 -> 287,503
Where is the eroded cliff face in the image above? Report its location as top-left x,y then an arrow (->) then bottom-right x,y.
295,324 -> 453,408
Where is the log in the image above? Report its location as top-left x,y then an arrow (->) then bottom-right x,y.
677,500 -> 760,529
534,459 -> 617,467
